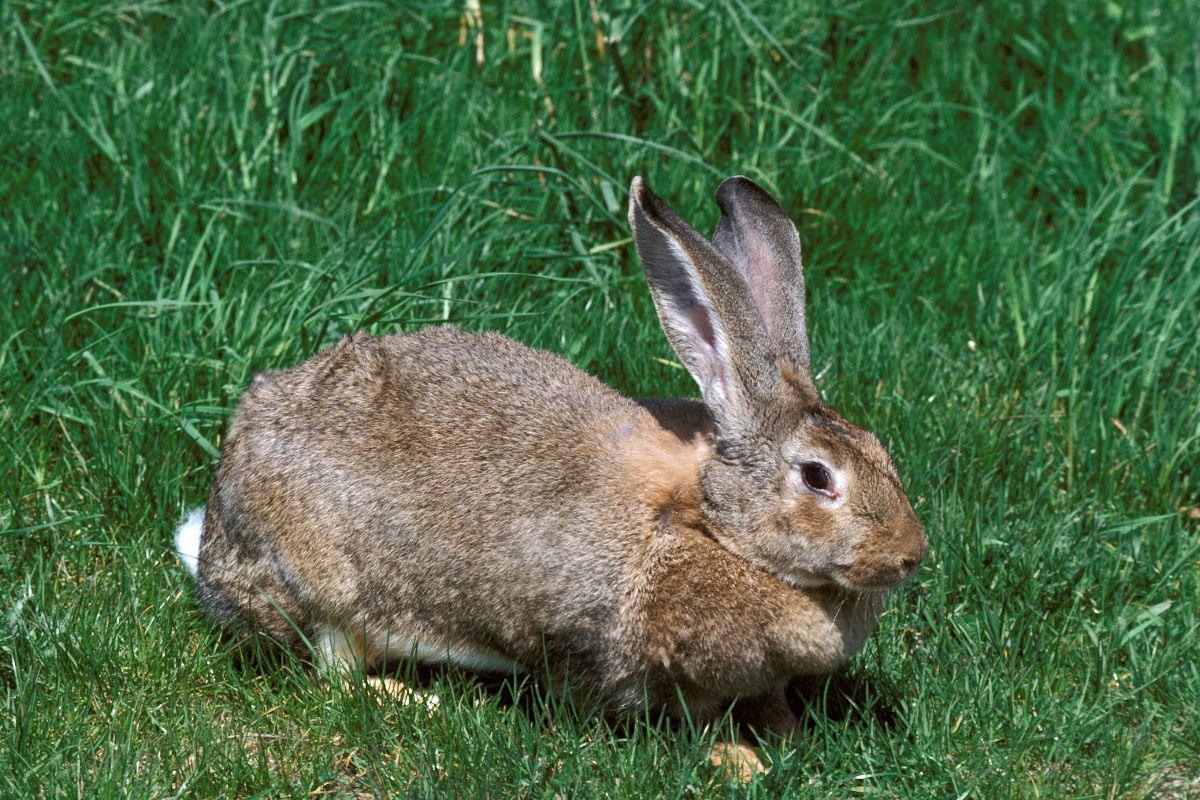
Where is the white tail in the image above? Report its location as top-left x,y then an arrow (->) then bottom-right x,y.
175,507 -> 205,578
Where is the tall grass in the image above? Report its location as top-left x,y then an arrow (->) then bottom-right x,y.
1,0 -> 1197,796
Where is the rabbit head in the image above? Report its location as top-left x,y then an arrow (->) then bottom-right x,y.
629,176 -> 926,592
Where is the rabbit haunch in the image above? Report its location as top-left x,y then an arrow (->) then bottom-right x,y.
178,506 -> 526,673
178,176 -> 925,729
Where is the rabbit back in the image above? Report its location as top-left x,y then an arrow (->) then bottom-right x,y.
196,326 -> 692,682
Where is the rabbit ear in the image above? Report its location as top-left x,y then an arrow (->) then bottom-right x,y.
628,177 -> 777,428
711,176 -> 815,395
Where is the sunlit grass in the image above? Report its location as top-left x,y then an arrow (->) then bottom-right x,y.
1,0 -> 1197,797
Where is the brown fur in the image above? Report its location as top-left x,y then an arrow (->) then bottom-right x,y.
188,177 -> 926,739
618,424 -> 710,525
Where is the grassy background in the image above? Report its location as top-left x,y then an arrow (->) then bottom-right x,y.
2,0 -> 1198,796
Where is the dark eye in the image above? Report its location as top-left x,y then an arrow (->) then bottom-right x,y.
801,462 -> 833,493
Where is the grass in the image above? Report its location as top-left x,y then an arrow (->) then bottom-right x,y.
1,0 -> 1198,796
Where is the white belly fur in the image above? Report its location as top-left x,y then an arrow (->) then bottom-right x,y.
316,622 -> 525,675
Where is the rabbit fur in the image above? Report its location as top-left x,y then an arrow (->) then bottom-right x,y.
177,176 -> 926,732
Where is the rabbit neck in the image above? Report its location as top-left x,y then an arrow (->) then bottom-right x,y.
618,424 -> 713,530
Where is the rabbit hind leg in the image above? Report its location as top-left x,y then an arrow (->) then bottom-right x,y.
312,621 -> 443,708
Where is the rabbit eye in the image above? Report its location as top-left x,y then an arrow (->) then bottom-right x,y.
800,462 -> 834,494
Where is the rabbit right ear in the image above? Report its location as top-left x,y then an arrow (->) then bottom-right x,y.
711,176 -> 814,396
628,177 -> 777,431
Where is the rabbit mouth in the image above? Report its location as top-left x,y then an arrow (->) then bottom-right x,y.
828,564 -> 913,593
778,566 -> 895,601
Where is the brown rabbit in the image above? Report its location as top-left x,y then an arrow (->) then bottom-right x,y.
176,176 -> 926,743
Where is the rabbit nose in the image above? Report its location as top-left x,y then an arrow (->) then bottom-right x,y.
900,523 -> 928,572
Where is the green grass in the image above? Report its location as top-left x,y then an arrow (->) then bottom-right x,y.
2,0 -> 1198,796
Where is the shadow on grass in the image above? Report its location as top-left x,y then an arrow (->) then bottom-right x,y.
217,624 -> 900,744
787,669 -> 901,733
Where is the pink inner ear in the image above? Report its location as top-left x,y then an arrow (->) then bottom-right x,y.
679,301 -> 717,351
742,234 -> 781,334
672,298 -> 731,398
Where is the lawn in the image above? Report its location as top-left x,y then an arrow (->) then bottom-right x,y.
2,0 -> 1198,797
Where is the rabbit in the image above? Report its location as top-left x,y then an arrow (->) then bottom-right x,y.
176,175 -> 926,743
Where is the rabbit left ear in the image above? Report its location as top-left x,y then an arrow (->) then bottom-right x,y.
711,177 -> 815,395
